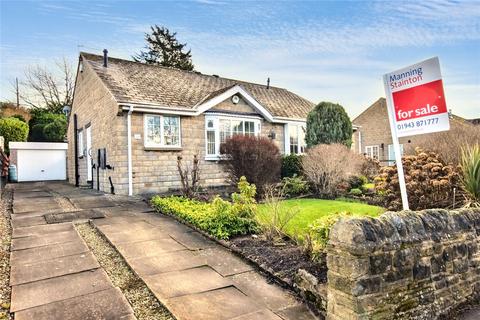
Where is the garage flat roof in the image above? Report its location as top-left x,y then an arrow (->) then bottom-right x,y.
9,142 -> 68,150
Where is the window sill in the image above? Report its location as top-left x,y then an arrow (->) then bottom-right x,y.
144,146 -> 182,151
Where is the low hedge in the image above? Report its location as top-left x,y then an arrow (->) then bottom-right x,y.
151,177 -> 259,239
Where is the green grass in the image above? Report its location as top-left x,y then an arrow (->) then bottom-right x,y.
257,198 -> 385,239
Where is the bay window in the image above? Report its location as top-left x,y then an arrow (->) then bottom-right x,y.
144,114 -> 181,148
285,123 -> 306,155
205,115 -> 261,159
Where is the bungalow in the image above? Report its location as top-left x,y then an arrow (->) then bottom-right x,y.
352,98 -> 477,165
67,51 -> 314,195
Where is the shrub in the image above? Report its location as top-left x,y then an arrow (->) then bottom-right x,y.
360,156 -> 380,180
220,135 -> 281,194
460,144 -> 480,206
177,154 -> 200,198
281,154 -> 303,178
302,144 -> 363,197
305,101 -> 353,148
43,117 -> 67,141
281,174 -> 310,197
407,119 -> 480,165
11,114 -> 26,122
349,188 -> 363,196
303,211 -> 353,260
28,110 -> 67,142
375,147 -> 460,211
257,184 -> 299,241
348,175 -> 365,189
0,117 -> 29,152
151,177 -> 258,239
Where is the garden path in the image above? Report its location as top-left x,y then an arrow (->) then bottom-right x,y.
8,182 -> 135,319
9,182 -> 318,320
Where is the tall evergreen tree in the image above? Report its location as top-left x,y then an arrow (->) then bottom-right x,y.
134,25 -> 194,71
305,101 -> 353,148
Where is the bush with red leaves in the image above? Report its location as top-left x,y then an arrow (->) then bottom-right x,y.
220,135 -> 281,195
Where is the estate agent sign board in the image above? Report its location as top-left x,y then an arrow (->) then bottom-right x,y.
383,57 -> 450,210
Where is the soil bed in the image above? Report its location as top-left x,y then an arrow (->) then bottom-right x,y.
230,235 -> 327,284
0,188 -> 12,320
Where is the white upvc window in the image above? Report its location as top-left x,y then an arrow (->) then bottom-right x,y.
144,114 -> 181,148
205,115 -> 261,160
284,123 -> 306,155
77,129 -> 84,157
365,145 -> 380,159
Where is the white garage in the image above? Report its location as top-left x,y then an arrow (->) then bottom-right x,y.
9,142 -> 68,182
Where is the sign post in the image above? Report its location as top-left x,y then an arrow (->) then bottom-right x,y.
383,57 -> 449,210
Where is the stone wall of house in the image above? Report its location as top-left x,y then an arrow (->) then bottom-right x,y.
67,60 -> 122,192
123,110 -> 285,196
326,208 -> 480,320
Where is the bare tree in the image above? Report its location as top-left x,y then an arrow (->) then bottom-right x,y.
14,58 -> 74,112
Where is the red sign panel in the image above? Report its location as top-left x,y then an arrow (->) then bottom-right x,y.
392,79 -> 447,121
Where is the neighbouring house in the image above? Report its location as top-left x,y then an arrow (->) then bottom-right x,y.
352,98 -> 478,165
0,102 -> 31,122
67,51 -> 314,195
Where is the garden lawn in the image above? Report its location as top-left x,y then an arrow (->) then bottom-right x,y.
257,198 -> 385,239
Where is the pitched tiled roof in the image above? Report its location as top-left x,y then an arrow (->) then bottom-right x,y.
80,52 -> 314,119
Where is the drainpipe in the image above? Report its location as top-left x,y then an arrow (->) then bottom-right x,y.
127,105 -> 134,196
73,114 -> 79,187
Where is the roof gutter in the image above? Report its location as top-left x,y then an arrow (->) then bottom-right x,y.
120,104 -> 305,124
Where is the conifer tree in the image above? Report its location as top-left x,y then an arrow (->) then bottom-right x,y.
305,101 -> 353,148
133,25 -> 194,71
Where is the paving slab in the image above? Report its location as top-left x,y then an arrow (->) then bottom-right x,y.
165,286 -> 262,320
229,271 -> 299,312
230,309 -> 284,320
44,210 -> 104,224
94,216 -> 146,226
11,211 -> 49,218
11,215 -> 46,229
114,238 -> 186,259
14,197 -> 57,205
103,228 -> 171,243
12,223 -> 74,238
195,247 -> 254,276
10,268 -> 112,312
10,241 -> 89,264
96,221 -> 162,235
275,304 -> 318,320
144,266 -> 232,299
126,250 -> 205,276
70,197 -> 117,209
11,251 -> 100,285
144,216 -> 194,234
14,287 -> 135,320
11,230 -> 82,251
14,191 -> 52,199
169,231 -> 216,250
13,202 -> 60,214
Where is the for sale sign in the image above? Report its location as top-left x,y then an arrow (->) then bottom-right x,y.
383,57 -> 450,137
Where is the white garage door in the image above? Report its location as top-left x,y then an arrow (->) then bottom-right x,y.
11,142 -> 68,182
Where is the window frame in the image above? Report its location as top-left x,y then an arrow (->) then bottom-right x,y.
284,123 -> 306,155
204,114 -> 261,160
143,114 -> 182,149
365,145 -> 380,159
77,129 -> 84,158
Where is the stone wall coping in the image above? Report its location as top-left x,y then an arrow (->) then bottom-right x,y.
328,209 -> 480,255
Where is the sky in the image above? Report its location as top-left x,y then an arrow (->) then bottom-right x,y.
0,0 -> 479,119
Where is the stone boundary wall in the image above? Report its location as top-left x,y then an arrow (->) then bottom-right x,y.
326,208 -> 480,320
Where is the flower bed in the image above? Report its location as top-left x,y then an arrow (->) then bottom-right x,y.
151,177 -> 258,239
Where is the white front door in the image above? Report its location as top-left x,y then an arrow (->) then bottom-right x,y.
86,126 -> 92,181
